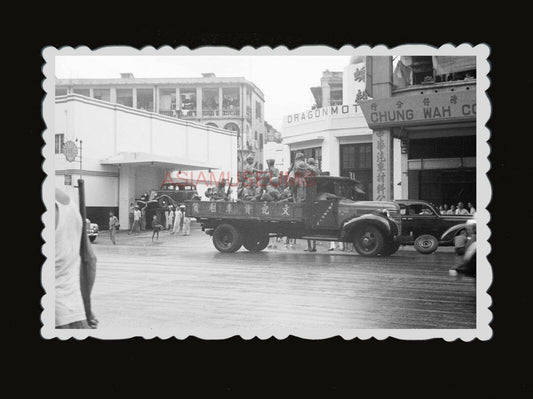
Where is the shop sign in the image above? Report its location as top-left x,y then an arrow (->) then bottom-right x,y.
284,104 -> 363,126
359,90 -> 476,129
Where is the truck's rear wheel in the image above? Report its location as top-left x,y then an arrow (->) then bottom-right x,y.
243,234 -> 270,252
212,224 -> 242,253
380,241 -> 400,256
353,225 -> 384,257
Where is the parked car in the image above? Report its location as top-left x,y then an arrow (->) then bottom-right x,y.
395,199 -> 473,254
86,218 -> 99,243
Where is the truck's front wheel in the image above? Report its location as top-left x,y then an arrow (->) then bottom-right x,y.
243,234 -> 270,252
353,225 -> 384,257
213,224 -> 242,253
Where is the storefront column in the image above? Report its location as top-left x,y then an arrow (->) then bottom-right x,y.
401,146 -> 409,199
118,164 -> 136,230
110,88 -> 117,103
372,129 -> 394,201
196,87 -> 202,119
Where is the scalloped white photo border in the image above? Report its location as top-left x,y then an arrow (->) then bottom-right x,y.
41,44 -> 492,341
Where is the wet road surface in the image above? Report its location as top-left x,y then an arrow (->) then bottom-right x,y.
90,224 -> 476,332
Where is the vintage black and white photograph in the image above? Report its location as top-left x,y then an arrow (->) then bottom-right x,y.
41,44 -> 491,340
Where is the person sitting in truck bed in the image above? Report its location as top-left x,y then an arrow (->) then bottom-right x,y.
260,177 -> 281,202
211,179 -> 229,201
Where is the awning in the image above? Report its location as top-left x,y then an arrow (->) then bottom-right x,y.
101,152 -> 218,171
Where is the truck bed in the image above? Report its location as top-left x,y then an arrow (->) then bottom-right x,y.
186,200 -> 304,222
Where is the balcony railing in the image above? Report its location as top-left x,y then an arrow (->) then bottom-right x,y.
202,109 -> 219,117
222,109 -> 240,117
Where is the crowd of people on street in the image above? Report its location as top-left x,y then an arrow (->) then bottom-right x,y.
437,202 -> 476,216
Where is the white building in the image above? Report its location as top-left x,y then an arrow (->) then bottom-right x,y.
55,93 -> 237,229
281,58 -> 402,200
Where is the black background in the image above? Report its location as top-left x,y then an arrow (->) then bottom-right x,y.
16,18 -> 529,395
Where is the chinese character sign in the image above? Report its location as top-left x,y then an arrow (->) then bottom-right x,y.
373,130 -> 392,201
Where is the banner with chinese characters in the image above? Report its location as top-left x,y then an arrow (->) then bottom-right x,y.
359,90 -> 476,129
187,201 -> 304,221
372,130 -> 393,201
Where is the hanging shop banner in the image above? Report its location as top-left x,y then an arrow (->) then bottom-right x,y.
359,89 -> 476,129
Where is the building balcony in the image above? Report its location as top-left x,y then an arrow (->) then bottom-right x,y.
222,109 -> 240,117
392,79 -> 476,98
202,109 -> 220,117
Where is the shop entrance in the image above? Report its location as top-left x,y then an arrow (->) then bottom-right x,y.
410,168 -> 476,208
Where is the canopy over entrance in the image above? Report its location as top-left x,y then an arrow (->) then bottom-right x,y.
101,152 -> 218,171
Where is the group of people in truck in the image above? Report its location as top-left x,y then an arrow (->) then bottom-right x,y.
232,153 -> 321,203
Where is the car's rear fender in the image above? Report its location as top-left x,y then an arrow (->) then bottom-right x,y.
441,223 -> 467,242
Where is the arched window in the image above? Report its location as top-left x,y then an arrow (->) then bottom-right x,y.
224,122 -> 240,133
206,122 -> 218,128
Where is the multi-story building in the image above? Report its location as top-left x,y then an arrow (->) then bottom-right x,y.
359,55 -> 477,207
281,58 -> 377,200
55,73 -> 266,171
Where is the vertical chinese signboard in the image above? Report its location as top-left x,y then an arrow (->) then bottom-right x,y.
372,130 -> 392,201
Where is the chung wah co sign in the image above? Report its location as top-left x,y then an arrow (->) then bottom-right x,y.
359,90 -> 476,129
285,104 -> 364,125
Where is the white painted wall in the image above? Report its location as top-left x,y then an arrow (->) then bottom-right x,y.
281,105 -> 373,176
54,95 -> 237,225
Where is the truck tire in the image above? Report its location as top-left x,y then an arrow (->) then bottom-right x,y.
414,234 -> 439,254
212,224 -> 242,253
380,241 -> 400,256
353,225 -> 385,257
243,234 -> 270,252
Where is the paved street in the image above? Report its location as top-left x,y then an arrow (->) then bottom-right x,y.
90,222 -> 476,331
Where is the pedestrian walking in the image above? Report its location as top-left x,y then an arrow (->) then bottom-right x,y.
130,206 -> 141,234
152,215 -> 163,241
55,188 -> 98,329
180,205 -> 190,236
167,206 -> 174,230
140,207 -> 146,231
108,211 -> 119,245
172,206 -> 183,235
128,202 -> 135,230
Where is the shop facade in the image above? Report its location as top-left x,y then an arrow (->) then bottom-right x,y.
360,56 -> 477,207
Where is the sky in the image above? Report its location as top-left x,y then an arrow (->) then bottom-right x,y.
56,55 -> 352,131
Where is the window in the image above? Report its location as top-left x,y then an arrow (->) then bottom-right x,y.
202,88 -> 219,116
73,88 -> 90,97
255,101 -> 262,120
180,89 -> 197,116
222,87 -> 240,116
93,89 -> 110,101
159,88 -> 176,116
55,134 -> 64,154
116,89 -> 133,107
340,143 -> 372,200
206,122 -> 218,128
408,136 -> 476,159
56,88 -> 67,97
137,88 -> 154,112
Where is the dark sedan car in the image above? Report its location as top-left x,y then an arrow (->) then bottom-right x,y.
395,199 -> 473,253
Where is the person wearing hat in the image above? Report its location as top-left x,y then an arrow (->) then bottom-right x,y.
242,154 -> 260,189
292,152 -> 310,203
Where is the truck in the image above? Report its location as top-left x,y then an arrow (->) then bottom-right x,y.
186,175 -> 402,257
